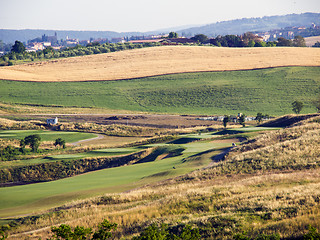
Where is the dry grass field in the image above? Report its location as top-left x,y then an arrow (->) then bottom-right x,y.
305,36 -> 320,46
0,46 -> 320,82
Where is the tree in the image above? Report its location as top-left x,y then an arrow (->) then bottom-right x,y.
223,115 -> 230,128
292,100 -> 304,114
292,35 -> 306,47
238,114 -> 246,127
19,139 -> 26,153
54,138 -> 66,149
277,37 -> 292,47
191,34 -> 209,44
11,40 -> 25,53
24,134 -> 41,152
168,32 -> 178,38
313,41 -> 320,48
255,112 -> 264,124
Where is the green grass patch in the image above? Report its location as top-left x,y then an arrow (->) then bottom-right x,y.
0,130 -> 97,143
0,67 -> 319,115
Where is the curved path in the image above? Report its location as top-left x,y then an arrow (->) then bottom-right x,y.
71,133 -> 104,146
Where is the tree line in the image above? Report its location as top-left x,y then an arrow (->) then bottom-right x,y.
0,41 -> 162,66
2,32 -> 317,66
191,33 -> 308,47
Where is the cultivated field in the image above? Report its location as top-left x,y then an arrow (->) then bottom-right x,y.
0,46 -> 320,82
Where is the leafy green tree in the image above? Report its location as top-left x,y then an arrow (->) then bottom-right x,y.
24,134 -> 41,152
54,138 -> 66,149
292,100 -> 304,114
11,40 -> 25,53
254,41 -> 266,47
238,114 -> 246,127
255,112 -> 264,124
191,34 -> 209,44
277,37 -> 292,47
248,40 -> 255,47
168,32 -> 178,38
19,139 -> 26,153
223,115 -> 230,128
292,35 -> 306,47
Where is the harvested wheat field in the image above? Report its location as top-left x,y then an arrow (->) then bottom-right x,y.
1,46 -> 320,82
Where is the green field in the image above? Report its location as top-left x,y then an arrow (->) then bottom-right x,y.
0,147 -> 142,169
0,67 -> 319,115
0,130 -> 97,143
0,127 -> 275,218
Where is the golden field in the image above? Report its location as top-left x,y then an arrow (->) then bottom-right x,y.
0,46 -> 320,82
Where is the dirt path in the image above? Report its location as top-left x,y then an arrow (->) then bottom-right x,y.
71,134 -> 104,146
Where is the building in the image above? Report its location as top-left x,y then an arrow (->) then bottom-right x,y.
46,117 -> 58,125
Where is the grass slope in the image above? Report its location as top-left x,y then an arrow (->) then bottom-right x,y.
1,67 -> 319,115
0,130 -> 248,218
0,46 -> 319,82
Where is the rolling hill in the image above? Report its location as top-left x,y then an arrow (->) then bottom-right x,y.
0,46 -> 320,82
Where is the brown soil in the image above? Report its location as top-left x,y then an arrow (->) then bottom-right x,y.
11,113 -> 226,129
1,46 -> 319,82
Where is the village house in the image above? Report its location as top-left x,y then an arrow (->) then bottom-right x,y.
46,117 -> 58,125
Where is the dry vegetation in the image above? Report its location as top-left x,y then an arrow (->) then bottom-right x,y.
1,46 -> 320,82
305,36 -> 320,46
5,115 -> 320,239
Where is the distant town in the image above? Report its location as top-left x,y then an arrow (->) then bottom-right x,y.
0,22 -> 319,56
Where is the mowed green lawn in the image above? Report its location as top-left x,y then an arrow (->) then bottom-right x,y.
0,139 -> 229,218
0,130 -> 97,142
0,127 -> 273,218
0,147 -> 142,169
0,67 -> 319,115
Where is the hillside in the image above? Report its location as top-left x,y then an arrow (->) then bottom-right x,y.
178,12 -> 320,36
3,114 -> 320,239
1,13 -> 320,43
0,66 -> 319,116
0,46 -> 320,82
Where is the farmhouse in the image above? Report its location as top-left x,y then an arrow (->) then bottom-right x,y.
46,117 -> 58,125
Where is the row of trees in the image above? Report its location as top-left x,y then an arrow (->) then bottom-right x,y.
190,33 -> 307,47
0,41 -> 161,66
222,113 -> 270,128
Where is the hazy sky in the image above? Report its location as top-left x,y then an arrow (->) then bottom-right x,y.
1,0 -> 319,32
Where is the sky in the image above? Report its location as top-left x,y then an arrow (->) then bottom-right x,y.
0,0 -> 319,32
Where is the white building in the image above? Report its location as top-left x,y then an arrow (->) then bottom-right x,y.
46,117 -> 58,125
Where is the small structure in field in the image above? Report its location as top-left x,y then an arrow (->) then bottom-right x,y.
46,117 -> 58,125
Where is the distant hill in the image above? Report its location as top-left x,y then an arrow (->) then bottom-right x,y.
1,12 -> 319,43
0,29 -> 141,44
176,12 -> 320,37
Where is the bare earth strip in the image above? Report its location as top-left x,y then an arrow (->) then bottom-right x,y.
0,46 -> 320,82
